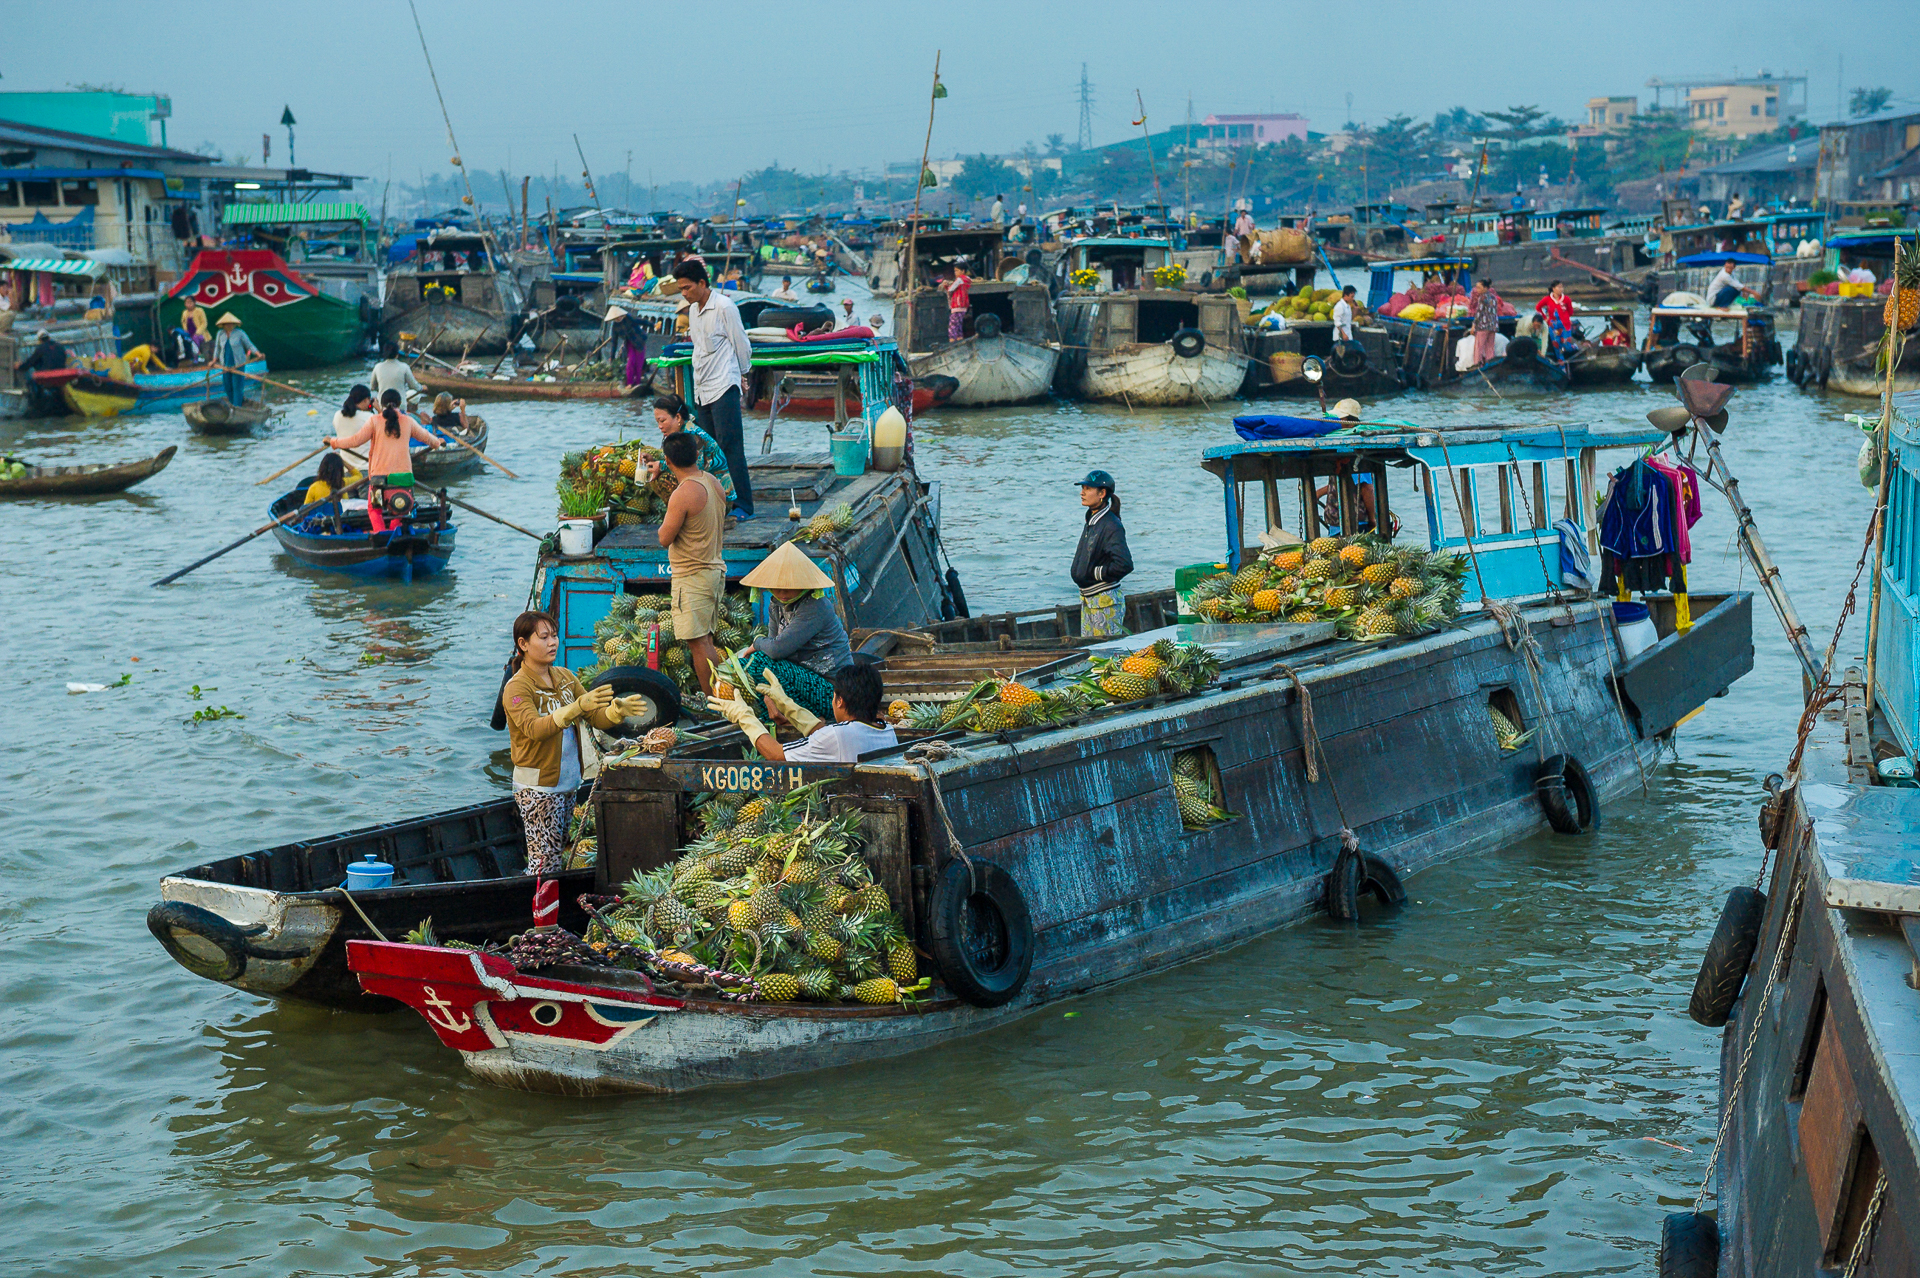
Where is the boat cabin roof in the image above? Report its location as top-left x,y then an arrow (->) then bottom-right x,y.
1651,305 -> 1759,319
1201,421 -> 1662,480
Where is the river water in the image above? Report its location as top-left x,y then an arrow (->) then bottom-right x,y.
0,306 -> 1881,1276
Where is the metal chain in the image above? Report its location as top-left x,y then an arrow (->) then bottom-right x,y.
1843,1169 -> 1889,1278
1694,870 -> 1808,1211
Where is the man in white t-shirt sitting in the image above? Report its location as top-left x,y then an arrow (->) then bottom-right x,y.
707,659 -> 897,763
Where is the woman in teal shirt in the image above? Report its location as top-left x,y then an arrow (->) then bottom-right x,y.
652,392 -> 736,507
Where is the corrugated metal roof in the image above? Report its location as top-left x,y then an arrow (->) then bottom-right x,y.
2,258 -> 108,278
222,202 -> 368,226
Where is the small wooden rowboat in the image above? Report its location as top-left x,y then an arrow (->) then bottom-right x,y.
0,445 -> 177,497
412,415 -> 489,482
184,398 -> 276,434
418,369 -> 644,402
267,488 -> 458,579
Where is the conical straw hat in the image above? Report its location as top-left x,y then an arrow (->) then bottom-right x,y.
741,540 -> 833,591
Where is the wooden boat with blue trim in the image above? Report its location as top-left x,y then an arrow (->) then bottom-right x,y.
410,415 -> 488,483
350,417 -> 1756,1095
0,445 -> 176,497
267,488 -> 457,579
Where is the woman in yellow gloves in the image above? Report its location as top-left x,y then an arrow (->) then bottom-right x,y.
500,610 -> 650,874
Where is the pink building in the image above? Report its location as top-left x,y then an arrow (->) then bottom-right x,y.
1200,113 -> 1309,150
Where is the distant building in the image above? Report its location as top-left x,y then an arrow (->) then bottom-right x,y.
1684,80 -> 1786,138
0,90 -> 172,147
1587,96 -> 1638,132
1817,106 -> 1920,203
1694,139 -> 1820,206
1200,114 -> 1309,152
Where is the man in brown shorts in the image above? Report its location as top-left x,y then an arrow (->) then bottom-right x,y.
648,429 -> 727,694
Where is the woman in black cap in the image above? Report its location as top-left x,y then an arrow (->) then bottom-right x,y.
1071,469 -> 1132,637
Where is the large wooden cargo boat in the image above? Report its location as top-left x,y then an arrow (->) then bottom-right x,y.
1052,237 -> 1247,405
347,419 -> 1754,1094
159,248 -> 368,370
380,229 -> 524,357
890,227 -> 1059,406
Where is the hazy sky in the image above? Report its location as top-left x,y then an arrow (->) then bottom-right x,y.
9,0 -> 1915,189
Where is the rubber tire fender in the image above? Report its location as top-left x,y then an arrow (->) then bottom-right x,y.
1688,886 -> 1767,1027
1361,853 -> 1407,907
1505,334 -> 1539,361
927,858 -> 1034,1008
588,664 -> 683,735
1668,343 -> 1702,371
1328,339 -> 1368,376
973,312 -> 1004,339
1325,844 -> 1362,921
944,566 -> 970,619
1658,1211 -> 1720,1278
1534,753 -> 1598,834
1170,328 -> 1207,359
147,901 -> 250,983
1785,346 -> 1802,384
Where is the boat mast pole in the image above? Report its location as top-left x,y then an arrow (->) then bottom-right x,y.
905,50 -> 942,355
407,0 -> 479,217
1863,241 -> 1909,712
1695,426 -> 1821,685
574,134 -> 601,208
1135,90 -> 1163,211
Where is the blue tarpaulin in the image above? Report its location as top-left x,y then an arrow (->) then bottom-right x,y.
1676,251 -> 1770,266
1232,414 -> 1342,441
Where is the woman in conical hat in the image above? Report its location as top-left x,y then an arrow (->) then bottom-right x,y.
728,541 -> 852,723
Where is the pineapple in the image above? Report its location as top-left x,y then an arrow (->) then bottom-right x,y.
1357,607 -> 1398,639
886,937 -> 917,983
1251,588 -> 1283,614
1278,574 -> 1301,593
1888,244 -> 1920,330
1338,544 -> 1372,569
642,727 -> 677,754
797,967 -> 839,1000
1176,789 -> 1214,828
1360,562 -> 1396,587
971,700 -> 1015,732
650,894 -> 695,935
609,594 -> 638,619
737,797 -> 769,825
1271,548 -> 1305,572
635,593 -> 670,612
998,680 -> 1041,708
1232,562 -> 1269,593
1287,608 -> 1319,624
847,883 -> 892,915
1119,654 -> 1165,679
1308,535 -> 1342,557
757,972 -> 800,1001
727,899 -> 755,928
1135,639 -> 1176,661
663,644 -> 689,671
1196,597 -> 1231,620
1172,770 -> 1204,799
1302,557 -> 1335,582
887,699 -> 913,722
1488,705 -> 1536,750
1324,584 -> 1364,609
853,976 -> 902,1004
694,881 -> 731,916
655,616 -> 677,644
1388,576 -> 1422,600
1100,672 -> 1157,701
619,455 -> 638,478
828,503 -> 855,531
906,701 -> 948,731
806,930 -> 844,962
800,514 -> 835,541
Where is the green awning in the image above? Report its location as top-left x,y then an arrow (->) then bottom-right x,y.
3,258 -> 107,278
221,202 -> 369,227
654,348 -> 881,369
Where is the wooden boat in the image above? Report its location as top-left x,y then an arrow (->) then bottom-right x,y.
147,791 -> 596,1010
1788,231 -> 1920,396
42,367 -> 139,417
266,488 -> 457,579
0,317 -> 118,417
1662,402 -> 1920,1276
892,227 -> 1060,406
380,229 -> 524,357
160,247 -> 370,370
1644,306 -> 1782,383
184,398 -> 275,434
418,367 -> 643,402
0,445 -> 176,497
411,415 -> 489,482
1054,285 -> 1247,405
39,359 -> 270,418
1243,322 -> 1400,399
351,420 -> 1754,1094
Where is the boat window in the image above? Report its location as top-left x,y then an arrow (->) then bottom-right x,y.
1169,745 -> 1232,833
0,180 -> 16,207
60,179 -> 99,207
21,179 -> 56,207
1137,299 -> 1197,344
1789,980 -> 1827,1100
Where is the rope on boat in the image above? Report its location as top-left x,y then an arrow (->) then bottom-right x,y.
903,739 -> 979,887
1274,664 -> 1360,858
330,886 -> 391,942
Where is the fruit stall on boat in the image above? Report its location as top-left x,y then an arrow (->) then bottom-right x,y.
1644,305 -> 1782,384
336,414 -> 1756,1095
265,486 -> 456,580
1787,230 -> 1920,397
888,226 -> 1060,407
1052,238 -> 1247,405
1658,388 -> 1920,1277
159,246 -> 370,370
535,336 -> 962,726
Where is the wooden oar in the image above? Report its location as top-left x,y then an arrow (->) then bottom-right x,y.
256,444 -> 328,486
153,478 -> 368,587
219,364 -> 332,402
324,445 -> 542,541
435,418 -> 518,479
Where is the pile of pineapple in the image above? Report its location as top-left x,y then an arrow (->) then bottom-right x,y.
1191,534 -> 1466,640
894,640 -> 1223,734
582,589 -> 765,701
558,442 -> 671,525
589,795 -> 928,1005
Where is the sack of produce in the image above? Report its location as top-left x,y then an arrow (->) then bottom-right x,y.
1400,303 -> 1437,322
1258,227 -> 1313,264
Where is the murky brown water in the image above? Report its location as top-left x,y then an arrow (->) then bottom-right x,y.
0,298 -> 1878,1275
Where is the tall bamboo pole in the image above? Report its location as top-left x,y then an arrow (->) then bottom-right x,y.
905,51 -> 943,354
1135,90 -> 1163,209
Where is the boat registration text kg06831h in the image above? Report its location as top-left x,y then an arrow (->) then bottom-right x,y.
698,763 -> 805,793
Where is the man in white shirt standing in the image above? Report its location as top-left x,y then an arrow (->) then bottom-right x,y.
672,259 -> 755,518
1331,285 -> 1357,341
369,340 -> 424,409
708,660 -> 898,763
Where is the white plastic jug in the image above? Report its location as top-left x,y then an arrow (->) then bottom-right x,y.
1612,600 -> 1659,661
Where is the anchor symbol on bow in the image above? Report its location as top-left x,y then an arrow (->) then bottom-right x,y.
225,262 -> 249,292
419,985 -> 473,1034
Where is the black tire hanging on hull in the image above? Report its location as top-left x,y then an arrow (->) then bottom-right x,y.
1657,1212 -> 1719,1278
1535,754 -> 1598,834
928,859 -> 1033,1007
1688,886 -> 1767,1027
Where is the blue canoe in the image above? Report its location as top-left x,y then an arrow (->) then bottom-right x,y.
133,359 -> 270,415
268,488 -> 457,581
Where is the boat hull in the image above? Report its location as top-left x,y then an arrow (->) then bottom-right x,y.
360,593 -> 1755,1093
1789,294 -> 1920,398
411,417 -> 489,483
1078,344 -> 1245,405
158,291 -> 365,371
184,399 -> 274,434
418,369 -> 640,402
1566,347 -> 1643,384
0,446 -> 176,497
60,360 -> 272,418
381,304 -> 509,357
267,489 -> 458,578
906,333 -> 1058,406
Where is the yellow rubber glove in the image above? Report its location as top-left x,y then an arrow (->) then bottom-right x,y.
707,694 -> 768,744
553,683 -> 614,728
610,694 -> 650,722
758,668 -> 821,736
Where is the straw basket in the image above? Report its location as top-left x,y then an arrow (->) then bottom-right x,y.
1268,351 -> 1304,383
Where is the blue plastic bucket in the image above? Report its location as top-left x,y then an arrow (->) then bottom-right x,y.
344,854 -> 395,891
829,433 -> 868,477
